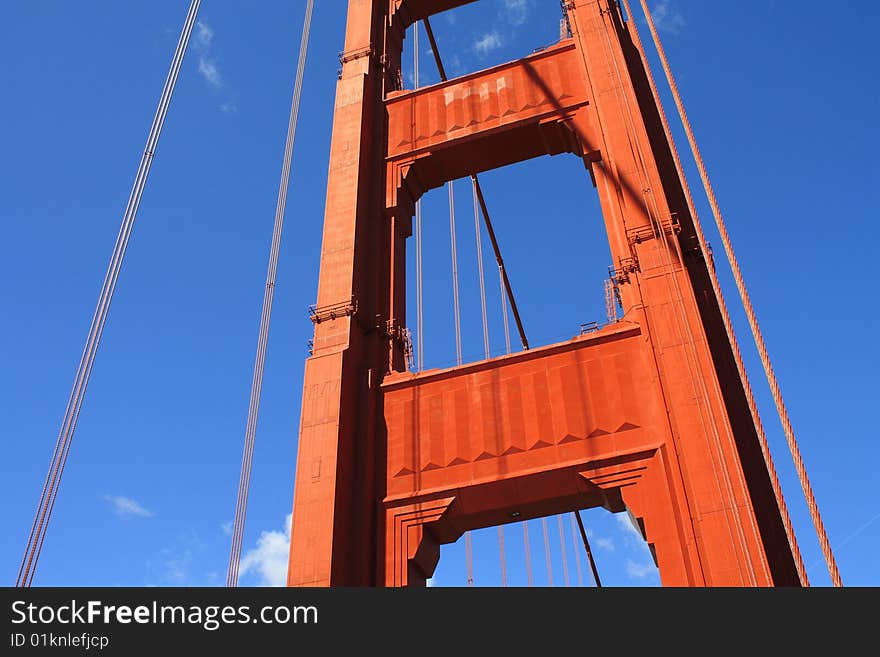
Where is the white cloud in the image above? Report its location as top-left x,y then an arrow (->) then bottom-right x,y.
626,559 -> 657,580
595,537 -> 616,552
198,57 -> 222,88
144,531 -> 210,586
474,31 -> 503,56
503,0 -> 529,26
193,20 -> 223,89
240,514 -> 292,587
195,21 -> 214,50
105,495 -> 154,518
162,548 -> 192,585
651,1 -> 686,35
221,521 -> 233,535
220,102 -> 238,114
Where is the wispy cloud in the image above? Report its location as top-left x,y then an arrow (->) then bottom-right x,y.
195,21 -> 214,50
221,521 -> 233,536
651,1 -> 686,35
105,495 -> 154,518
144,531 -> 212,587
474,31 -> 503,56
194,20 -> 223,89
626,559 -> 657,580
595,537 -> 616,552
503,0 -> 530,26
198,58 -> 222,88
240,514 -> 292,587
162,547 -> 193,585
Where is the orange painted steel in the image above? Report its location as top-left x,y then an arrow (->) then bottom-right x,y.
287,0 -> 802,587
635,0 -> 839,588
617,0 -> 809,586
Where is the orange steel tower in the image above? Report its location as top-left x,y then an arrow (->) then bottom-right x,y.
287,0 -> 802,587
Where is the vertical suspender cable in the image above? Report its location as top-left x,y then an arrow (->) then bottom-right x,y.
542,517 -> 554,587
497,526 -> 508,587
448,182 -> 470,582
636,0 -> 838,586
226,0 -> 314,587
414,23 -> 424,371
465,531 -> 475,586
483,182 -> 523,586
473,178 -> 491,360
449,183 -> 463,367
15,0 -> 203,588
472,179 -> 508,586
569,514 -> 585,587
523,521 -> 534,587
557,515 -> 571,587
500,273 -> 512,355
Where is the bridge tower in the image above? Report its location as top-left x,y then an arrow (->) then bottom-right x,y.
287,0 -> 802,587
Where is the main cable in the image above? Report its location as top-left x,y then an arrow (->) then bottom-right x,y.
226,0 -> 314,587
16,0 -> 203,588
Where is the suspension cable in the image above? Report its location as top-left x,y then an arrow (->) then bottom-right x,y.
637,0 -> 840,586
574,510 -> 602,587
569,514 -> 585,586
542,517 -> 554,587
500,271 -> 513,354
557,516 -> 571,586
523,520 -> 534,587
414,22 -> 425,371
471,179 -> 508,585
15,0 -> 203,588
446,178 -> 470,581
449,183 -> 463,366
618,0 -> 807,585
473,178 -> 491,360
497,527 -> 508,587
465,530 -> 474,586
226,0 -> 314,588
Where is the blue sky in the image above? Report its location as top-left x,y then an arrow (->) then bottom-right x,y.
1,1 -> 877,588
